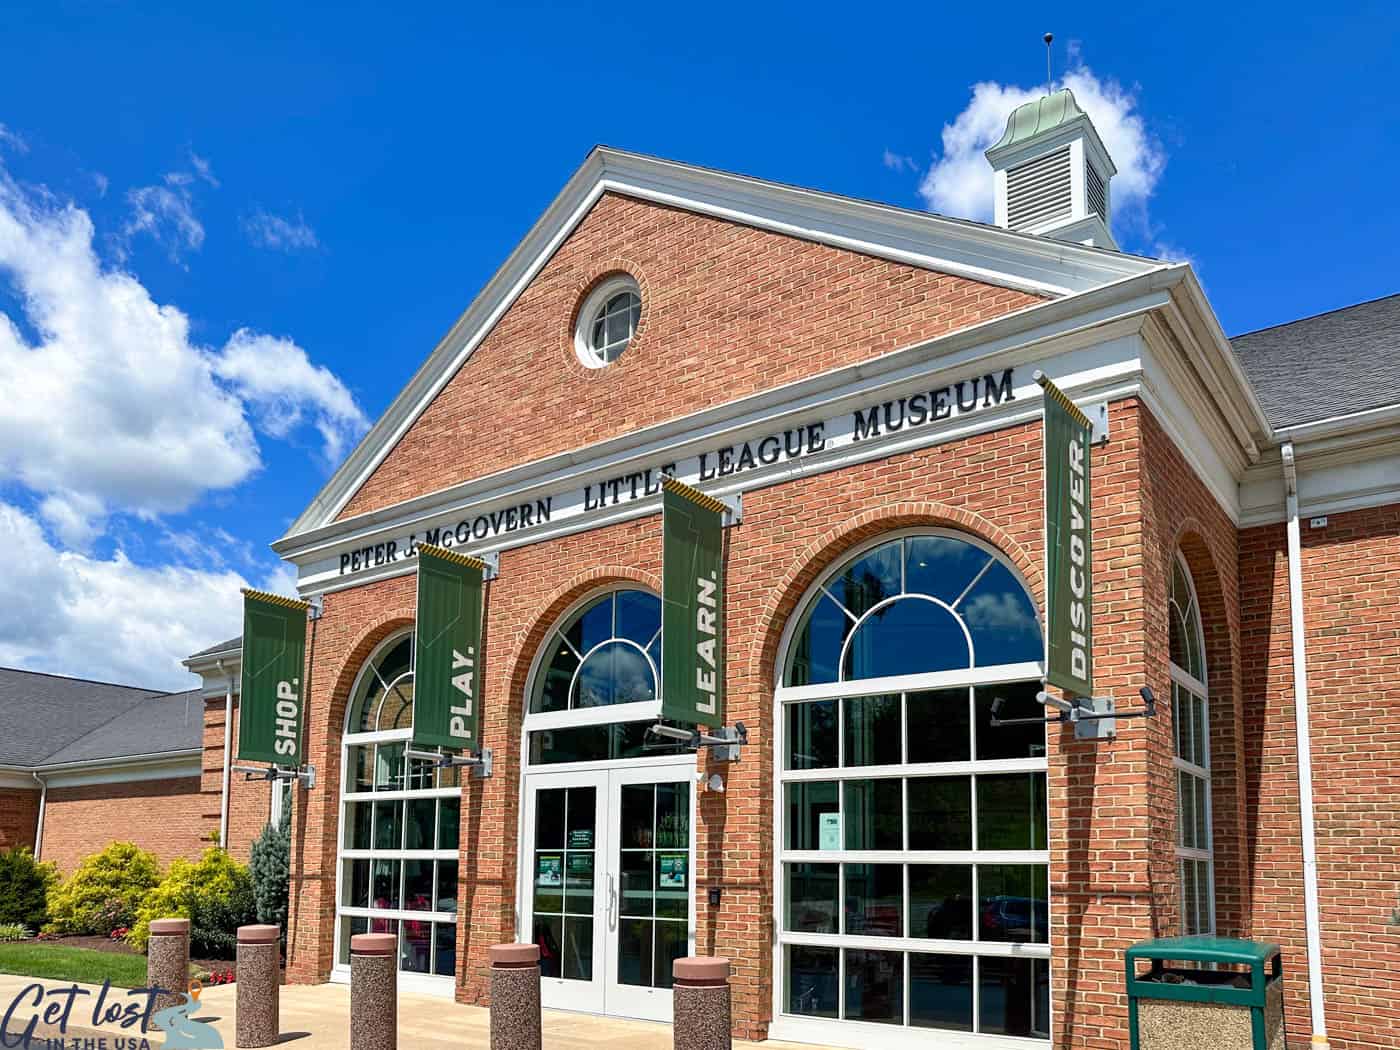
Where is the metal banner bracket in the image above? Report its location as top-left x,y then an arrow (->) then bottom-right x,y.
307,594 -> 325,620
646,721 -> 748,762
405,747 -> 493,779
1088,401 -> 1109,446
233,763 -> 317,790
721,493 -> 743,526
479,552 -> 501,581
989,686 -> 1157,741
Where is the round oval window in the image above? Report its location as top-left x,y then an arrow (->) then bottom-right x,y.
574,275 -> 641,367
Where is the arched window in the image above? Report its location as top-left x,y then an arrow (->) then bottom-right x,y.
335,632 -> 461,992
525,587 -> 679,765
775,531 -> 1050,1042
1169,555 -> 1214,935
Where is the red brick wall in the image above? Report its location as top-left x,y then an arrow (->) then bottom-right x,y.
41,777 -> 206,875
1241,504 -> 1400,1050
0,787 -> 39,852
203,693 -> 276,860
338,192 -> 1042,520
289,393 -> 1184,1047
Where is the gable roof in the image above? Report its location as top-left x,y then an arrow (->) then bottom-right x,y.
283,146 -> 1167,539
0,667 -> 172,766
37,688 -> 203,767
1231,293 -> 1400,430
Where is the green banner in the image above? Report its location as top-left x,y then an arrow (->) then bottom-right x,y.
413,544 -> 486,751
238,589 -> 309,766
1038,371 -> 1093,697
660,477 -> 726,728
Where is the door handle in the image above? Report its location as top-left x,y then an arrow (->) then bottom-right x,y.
608,873 -> 617,932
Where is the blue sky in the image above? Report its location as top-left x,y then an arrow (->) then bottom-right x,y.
1,1 -> 1396,688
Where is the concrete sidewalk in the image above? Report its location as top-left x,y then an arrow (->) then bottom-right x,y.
0,972 -> 826,1049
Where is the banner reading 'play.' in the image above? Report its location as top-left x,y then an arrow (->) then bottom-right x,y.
412,544 -> 487,751
1038,370 -> 1093,697
238,589 -> 310,765
660,476 -> 727,729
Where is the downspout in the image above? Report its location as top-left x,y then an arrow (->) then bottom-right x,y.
218,659 -> 233,850
1281,441 -> 1329,1049
31,771 -> 46,860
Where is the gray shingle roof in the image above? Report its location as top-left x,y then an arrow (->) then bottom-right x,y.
187,636 -> 241,660
1231,293 -> 1400,430
0,669 -> 202,767
40,689 -> 203,766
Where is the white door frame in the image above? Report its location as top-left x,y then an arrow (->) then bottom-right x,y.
519,756 -> 697,1021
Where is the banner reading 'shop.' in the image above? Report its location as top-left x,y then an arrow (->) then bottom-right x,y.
412,544 -> 487,751
660,475 -> 727,729
238,589 -> 310,766
1037,371 -> 1093,697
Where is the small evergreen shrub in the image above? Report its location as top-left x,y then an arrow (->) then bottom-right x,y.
129,848 -> 255,957
0,847 -> 57,929
45,843 -> 160,935
249,812 -> 290,937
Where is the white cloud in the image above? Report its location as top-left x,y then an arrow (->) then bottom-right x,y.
882,149 -> 917,174
213,329 -> 368,463
241,208 -> 319,252
917,63 -> 1166,238
124,176 -> 205,261
0,163 -> 367,546
0,125 -> 28,155
0,501 -> 288,690
187,151 -> 218,188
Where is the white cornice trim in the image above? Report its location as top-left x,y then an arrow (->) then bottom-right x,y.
0,769 -> 37,789
284,147 -> 1167,538
37,749 -> 203,789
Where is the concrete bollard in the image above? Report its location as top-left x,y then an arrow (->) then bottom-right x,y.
350,933 -> 398,1050
147,918 -> 191,1015
489,943 -> 542,1050
235,924 -> 281,1048
672,957 -> 732,1050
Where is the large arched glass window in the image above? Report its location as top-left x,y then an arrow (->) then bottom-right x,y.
776,531 -> 1050,1042
336,632 -> 461,992
1169,555 -> 1214,936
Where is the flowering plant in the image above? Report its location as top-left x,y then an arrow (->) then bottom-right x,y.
109,926 -> 130,941
206,969 -> 236,985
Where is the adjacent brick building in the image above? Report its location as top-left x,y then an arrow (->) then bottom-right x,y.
5,90 -> 1398,1050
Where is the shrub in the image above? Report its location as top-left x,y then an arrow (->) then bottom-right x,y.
0,922 -> 32,942
0,847 -> 57,929
249,812 -> 290,936
129,848 -> 255,957
45,843 -> 160,936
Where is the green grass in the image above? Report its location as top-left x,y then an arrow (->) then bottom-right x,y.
0,943 -> 151,988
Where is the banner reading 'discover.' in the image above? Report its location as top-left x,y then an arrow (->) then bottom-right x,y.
1038,371 -> 1093,697
238,589 -> 310,765
412,544 -> 486,751
660,476 -> 727,729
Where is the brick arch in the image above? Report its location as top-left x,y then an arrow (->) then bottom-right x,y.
745,500 -> 1042,693
559,255 -> 655,381
321,612 -> 415,748
501,564 -> 664,724
1170,519 -> 1234,687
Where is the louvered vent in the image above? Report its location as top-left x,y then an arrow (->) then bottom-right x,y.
1006,145 -> 1071,230
1086,162 -> 1108,222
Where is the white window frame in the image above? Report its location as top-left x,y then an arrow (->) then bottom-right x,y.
573,274 -> 641,368
1169,552 -> 1215,936
332,629 -> 462,996
771,529 -> 1052,1049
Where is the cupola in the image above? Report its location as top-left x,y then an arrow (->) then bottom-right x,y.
985,88 -> 1117,249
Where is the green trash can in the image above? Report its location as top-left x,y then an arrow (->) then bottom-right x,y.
1125,936 -> 1285,1050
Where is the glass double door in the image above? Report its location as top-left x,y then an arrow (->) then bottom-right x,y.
524,762 -> 695,1022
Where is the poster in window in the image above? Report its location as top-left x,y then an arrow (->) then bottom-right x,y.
819,813 -> 841,852
659,854 -> 688,889
568,829 -> 593,850
536,854 -> 562,887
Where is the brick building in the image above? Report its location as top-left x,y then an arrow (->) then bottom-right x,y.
4,91 -> 1398,1049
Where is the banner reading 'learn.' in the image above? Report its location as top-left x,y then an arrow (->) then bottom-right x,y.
660,476 -> 727,729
